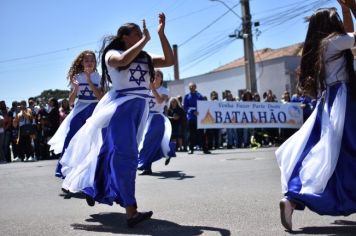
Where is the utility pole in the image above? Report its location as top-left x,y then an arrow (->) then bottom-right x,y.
173,44 -> 180,81
240,0 -> 257,93
211,0 -> 257,93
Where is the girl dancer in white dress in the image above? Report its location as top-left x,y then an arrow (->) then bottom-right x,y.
138,69 -> 176,175
48,50 -> 103,178
277,0 -> 356,231
60,13 -> 174,227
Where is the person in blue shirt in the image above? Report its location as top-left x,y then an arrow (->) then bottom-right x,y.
183,82 -> 211,154
290,88 -> 315,122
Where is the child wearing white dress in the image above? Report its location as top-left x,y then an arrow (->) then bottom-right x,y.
277,0 -> 356,231
60,13 -> 174,228
138,69 -> 176,175
48,50 -> 104,178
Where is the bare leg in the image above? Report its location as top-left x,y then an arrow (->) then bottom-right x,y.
125,206 -> 137,218
126,206 -> 153,228
177,138 -> 183,150
279,198 -> 296,231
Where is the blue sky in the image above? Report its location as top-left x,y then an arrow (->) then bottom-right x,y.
0,0 -> 336,105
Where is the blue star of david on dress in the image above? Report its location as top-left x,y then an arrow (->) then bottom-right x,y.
149,99 -> 156,109
129,64 -> 148,86
80,86 -> 93,96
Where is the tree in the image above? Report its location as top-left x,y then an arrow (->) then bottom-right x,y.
35,89 -> 69,102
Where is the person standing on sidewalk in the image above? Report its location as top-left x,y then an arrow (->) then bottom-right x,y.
0,113 -> 5,163
183,82 -> 211,155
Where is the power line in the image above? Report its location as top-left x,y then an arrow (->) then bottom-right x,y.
181,38 -> 235,73
0,3 -> 218,65
255,0 -> 331,32
182,33 -> 231,62
178,3 -> 240,48
168,5 -> 216,23
0,41 -> 99,64
0,59 -> 68,75
179,0 -> 331,77
253,0 -> 313,15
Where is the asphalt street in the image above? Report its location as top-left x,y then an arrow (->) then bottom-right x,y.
1,147 -> 356,236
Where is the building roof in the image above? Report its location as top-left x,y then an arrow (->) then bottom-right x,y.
211,43 -> 304,73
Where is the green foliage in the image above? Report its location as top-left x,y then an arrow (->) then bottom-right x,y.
35,89 -> 69,101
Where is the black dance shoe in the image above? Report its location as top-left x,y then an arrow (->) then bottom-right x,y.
85,195 -> 95,207
127,211 -> 153,228
61,188 -> 70,194
203,150 -> 211,154
139,169 -> 153,175
165,157 -> 171,166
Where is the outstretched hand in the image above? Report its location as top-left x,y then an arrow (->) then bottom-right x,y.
83,69 -> 92,82
142,19 -> 151,43
157,12 -> 166,35
71,79 -> 79,90
149,81 -> 155,91
338,0 -> 356,10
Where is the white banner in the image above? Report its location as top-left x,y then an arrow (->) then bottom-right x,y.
197,101 -> 303,129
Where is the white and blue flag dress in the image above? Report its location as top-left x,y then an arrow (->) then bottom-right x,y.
138,86 -> 176,171
276,33 -> 356,216
48,72 -> 101,178
60,49 -> 151,207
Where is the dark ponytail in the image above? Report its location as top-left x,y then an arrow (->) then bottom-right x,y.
138,51 -> 155,83
344,49 -> 356,99
99,36 -> 120,89
99,23 -> 154,88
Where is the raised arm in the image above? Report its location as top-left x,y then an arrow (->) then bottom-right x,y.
68,79 -> 79,106
149,82 -> 169,104
152,13 -> 174,68
108,20 -> 151,68
84,70 -> 104,100
339,0 -> 355,32
343,0 -> 356,19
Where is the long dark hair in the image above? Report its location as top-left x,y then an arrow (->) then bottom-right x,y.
299,8 -> 356,97
99,23 -> 154,89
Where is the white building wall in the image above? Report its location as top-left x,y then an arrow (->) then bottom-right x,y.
167,56 -> 299,101
167,67 -> 246,99
166,80 -> 185,98
257,59 -> 288,99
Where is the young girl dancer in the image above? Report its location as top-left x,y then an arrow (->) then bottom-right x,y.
138,69 -> 176,175
276,0 -> 356,231
48,50 -> 103,178
60,13 -> 174,227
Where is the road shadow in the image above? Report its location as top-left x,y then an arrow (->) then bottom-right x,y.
147,171 -> 195,180
71,212 -> 230,236
332,220 -> 356,226
291,220 -> 356,235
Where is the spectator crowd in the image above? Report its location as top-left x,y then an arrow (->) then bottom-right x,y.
0,85 -> 316,163
0,97 -> 68,163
